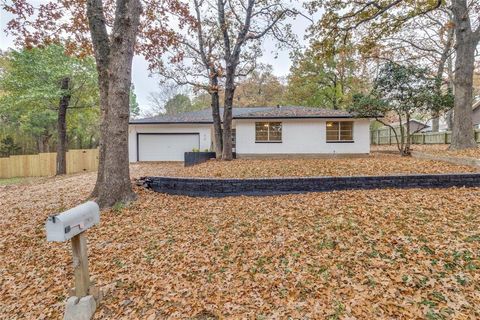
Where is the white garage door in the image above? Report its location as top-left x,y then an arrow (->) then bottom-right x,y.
138,133 -> 199,161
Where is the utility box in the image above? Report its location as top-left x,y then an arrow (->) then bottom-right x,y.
46,201 -> 100,242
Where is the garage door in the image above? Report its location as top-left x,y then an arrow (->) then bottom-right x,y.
137,133 -> 200,161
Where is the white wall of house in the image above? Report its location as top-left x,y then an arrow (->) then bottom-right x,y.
234,118 -> 371,155
128,124 -> 212,162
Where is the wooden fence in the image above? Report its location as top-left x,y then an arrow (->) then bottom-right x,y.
0,149 -> 99,179
371,128 -> 480,145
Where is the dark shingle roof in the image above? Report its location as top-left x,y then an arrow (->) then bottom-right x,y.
130,106 -> 358,124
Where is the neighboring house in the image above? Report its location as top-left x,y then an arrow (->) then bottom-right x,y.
473,100 -> 480,129
128,106 -> 372,161
424,98 -> 480,132
385,120 -> 430,134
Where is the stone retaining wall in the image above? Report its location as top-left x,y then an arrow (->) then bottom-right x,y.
143,173 -> 480,197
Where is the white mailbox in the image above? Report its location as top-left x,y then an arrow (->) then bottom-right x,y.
46,201 -> 100,242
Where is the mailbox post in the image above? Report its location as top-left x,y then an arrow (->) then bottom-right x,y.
46,201 -> 100,320
71,232 -> 91,297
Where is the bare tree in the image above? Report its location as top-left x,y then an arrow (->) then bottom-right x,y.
217,0 -> 296,160
153,0 -> 263,158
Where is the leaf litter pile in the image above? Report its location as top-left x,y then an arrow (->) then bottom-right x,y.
0,164 -> 479,319
132,153 -> 478,179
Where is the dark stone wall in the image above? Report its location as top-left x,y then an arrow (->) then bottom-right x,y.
144,173 -> 480,197
184,152 -> 216,167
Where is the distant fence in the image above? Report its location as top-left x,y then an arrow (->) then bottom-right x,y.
371,128 -> 480,145
0,149 -> 98,179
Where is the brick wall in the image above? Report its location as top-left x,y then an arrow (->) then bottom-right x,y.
144,173 -> 480,197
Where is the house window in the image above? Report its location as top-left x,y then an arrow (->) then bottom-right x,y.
255,122 -> 282,142
326,121 -> 353,142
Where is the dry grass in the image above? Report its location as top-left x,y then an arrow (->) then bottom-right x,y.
0,164 -> 479,319
132,153 -> 477,179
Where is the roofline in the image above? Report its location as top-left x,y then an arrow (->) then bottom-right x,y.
129,121 -> 213,125
234,115 -> 357,119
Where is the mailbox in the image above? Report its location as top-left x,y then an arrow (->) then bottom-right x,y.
46,201 -> 100,242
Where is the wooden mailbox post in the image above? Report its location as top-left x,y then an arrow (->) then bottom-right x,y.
45,201 -> 100,298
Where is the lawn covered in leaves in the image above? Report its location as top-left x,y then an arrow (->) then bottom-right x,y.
132,152 -> 477,179
0,166 -> 479,319
373,145 -> 480,160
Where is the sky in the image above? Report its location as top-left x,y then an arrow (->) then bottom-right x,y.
0,7 -> 311,113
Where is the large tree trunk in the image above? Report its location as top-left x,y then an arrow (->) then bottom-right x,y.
56,77 -> 71,175
210,76 -> 223,158
222,69 -> 235,160
96,0 -> 142,208
87,0 -> 111,198
450,0 -> 479,150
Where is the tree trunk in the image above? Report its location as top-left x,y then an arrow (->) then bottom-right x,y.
41,134 -> 52,153
56,77 -> 71,175
87,0 -> 111,198
431,117 -> 439,132
450,0 -> 479,150
446,53 -> 454,131
210,76 -> 223,158
222,69 -> 235,160
404,114 -> 411,156
37,138 -> 45,153
96,0 -> 142,208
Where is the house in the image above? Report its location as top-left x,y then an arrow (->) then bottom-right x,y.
128,106 -> 372,161
423,98 -> 480,132
473,99 -> 480,129
384,120 -> 430,134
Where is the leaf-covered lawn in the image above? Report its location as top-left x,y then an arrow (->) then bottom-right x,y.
373,145 -> 480,160
0,167 -> 479,319
132,153 -> 477,179
0,176 -> 43,186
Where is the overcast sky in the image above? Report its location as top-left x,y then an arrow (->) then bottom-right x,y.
1,8 -> 312,113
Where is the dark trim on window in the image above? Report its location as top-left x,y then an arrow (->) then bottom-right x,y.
136,132 -> 200,162
255,141 -> 283,143
326,140 -> 355,143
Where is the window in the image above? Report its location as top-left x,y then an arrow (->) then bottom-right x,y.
255,122 -> 282,142
326,121 -> 353,142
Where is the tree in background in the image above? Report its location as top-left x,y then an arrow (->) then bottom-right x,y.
164,94 -> 194,115
146,84 -> 204,116
4,0 -> 190,206
286,38 -> 364,109
129,84 -> 140,119
0,136 -> 20,157
232,66 -> 286,107
0,45 -> 98,174
152,0 -> 226,157
351,62 -> 453,155
217,0 -> 297,160
362,9 -> 455,132
152,0 -> 266,158
307,0 -> 479,149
